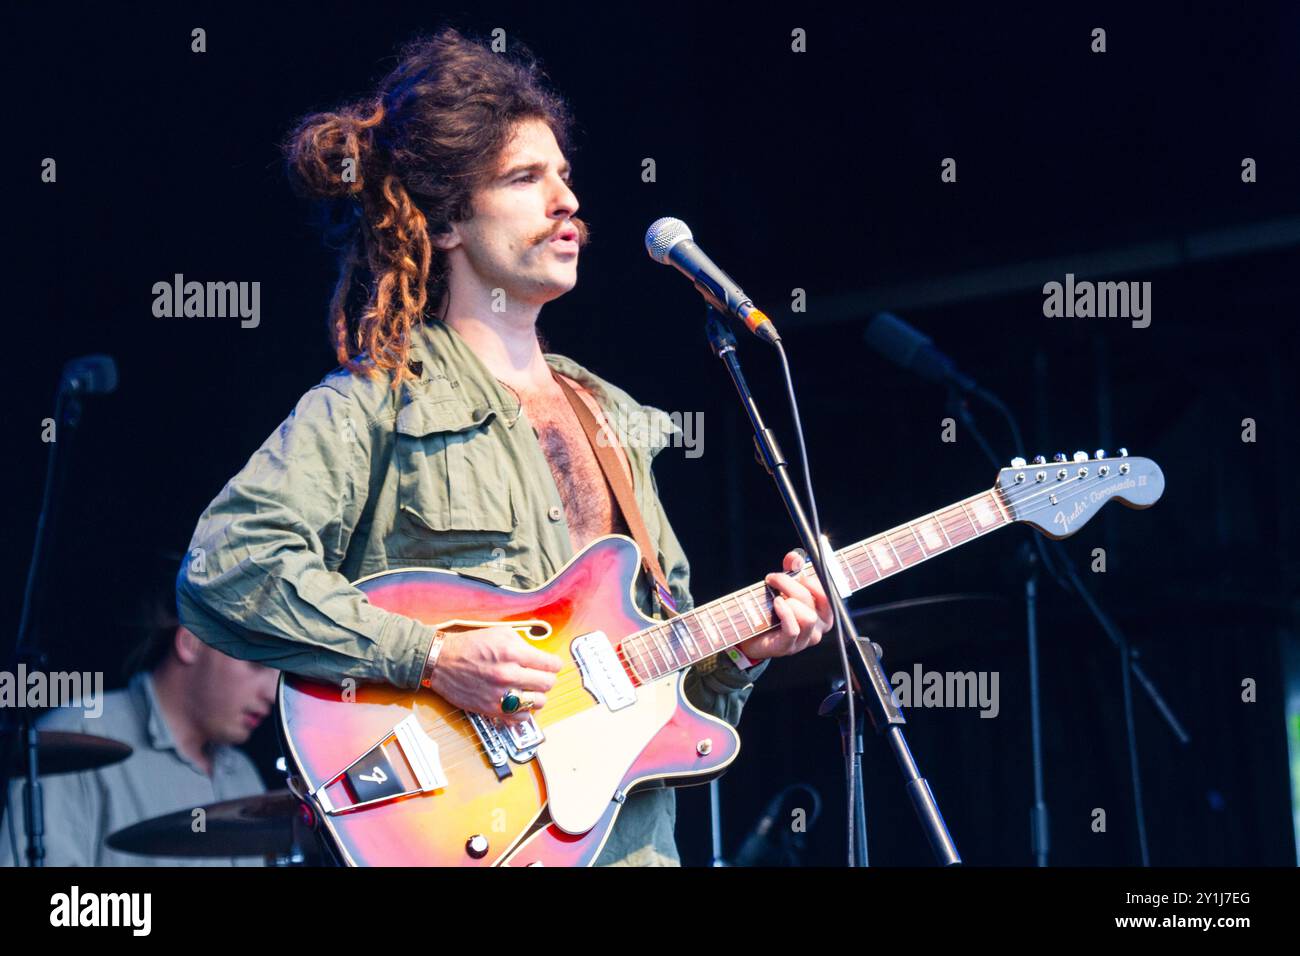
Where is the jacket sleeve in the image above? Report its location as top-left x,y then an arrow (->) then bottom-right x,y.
176,380 -> 437,689
647,470 -> 769,728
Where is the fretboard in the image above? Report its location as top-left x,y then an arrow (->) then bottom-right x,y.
619,488 -> 1011,682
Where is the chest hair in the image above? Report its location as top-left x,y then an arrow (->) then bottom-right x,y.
517,382 -> 629,551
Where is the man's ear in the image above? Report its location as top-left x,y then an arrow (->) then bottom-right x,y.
429,222 -> 460,252
172,626 -> 205,665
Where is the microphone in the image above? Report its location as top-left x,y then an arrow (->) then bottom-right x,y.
863,312 -> 978,393
644,217 -> 779,345
60,354 -> 118,395
732,790 -> 789,867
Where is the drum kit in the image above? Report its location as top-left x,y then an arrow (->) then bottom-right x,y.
14,731 -> 325,865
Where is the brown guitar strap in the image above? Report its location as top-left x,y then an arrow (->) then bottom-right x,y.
552,370 -> 679,618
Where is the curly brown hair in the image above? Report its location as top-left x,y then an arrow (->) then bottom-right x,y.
285,27 -> 580,386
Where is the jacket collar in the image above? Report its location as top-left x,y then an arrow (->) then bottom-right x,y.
404,320 -> 681,460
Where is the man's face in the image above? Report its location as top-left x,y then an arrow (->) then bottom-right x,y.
188,636 -> 279,746
436,117 -> 586,307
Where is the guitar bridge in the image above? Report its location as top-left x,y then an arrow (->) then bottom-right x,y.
312,714 -> 448,815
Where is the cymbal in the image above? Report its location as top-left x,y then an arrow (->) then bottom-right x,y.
851,592 -> 1010,620
7,731 -> 133,775
852,592 -> 1013,658
106,789 -> 313,859
764,593 -> 1013,689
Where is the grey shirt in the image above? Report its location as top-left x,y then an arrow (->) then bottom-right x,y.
1,671 -> 266,867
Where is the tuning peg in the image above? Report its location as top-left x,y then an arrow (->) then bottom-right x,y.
1072,451 -> 1088,462
1052,452 -> 1067,463
1094,449 -> 1106,460
1010,456 -> 1027,468
1117,447 -> 1129,457
1031,455 -> 1046,465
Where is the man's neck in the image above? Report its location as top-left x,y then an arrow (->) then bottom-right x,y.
441,299 -> 556,393
149,663 -> 214,776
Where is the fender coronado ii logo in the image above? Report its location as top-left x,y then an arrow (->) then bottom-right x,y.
1053,477 -> 1137,533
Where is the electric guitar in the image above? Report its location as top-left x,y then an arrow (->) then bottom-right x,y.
278,451 -> 1164,865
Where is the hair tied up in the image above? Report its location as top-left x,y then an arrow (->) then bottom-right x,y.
286,99 -> 386,200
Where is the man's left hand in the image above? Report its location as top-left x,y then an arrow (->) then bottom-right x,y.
738,550 -> 835,661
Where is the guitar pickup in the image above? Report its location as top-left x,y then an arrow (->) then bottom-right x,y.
313,714 -> 448,815
573,631 -> 637,711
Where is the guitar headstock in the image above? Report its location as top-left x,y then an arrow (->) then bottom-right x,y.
997,449 -> 1164,539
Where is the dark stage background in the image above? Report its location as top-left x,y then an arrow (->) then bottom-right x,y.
4,3 -> 1298,866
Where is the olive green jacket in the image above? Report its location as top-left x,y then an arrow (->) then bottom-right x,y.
177,318 -> 767,866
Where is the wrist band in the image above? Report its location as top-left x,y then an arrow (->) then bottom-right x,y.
420,630 -> 448,689
726,646 -> 757,671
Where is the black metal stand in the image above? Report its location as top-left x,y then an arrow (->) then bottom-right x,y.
1,388 -> 79,866
705,309 -> 960,866
1,358 -> 114,865
949,387 -> 1188,867
819,681 -> 870,866
1020,542 -> 1050,867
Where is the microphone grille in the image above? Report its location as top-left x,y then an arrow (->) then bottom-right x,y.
62,354 -> 119,395
644,217 -> 692,263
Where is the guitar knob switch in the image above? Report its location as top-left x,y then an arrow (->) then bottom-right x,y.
1053,452 -> 1067,463
466,834 -> 490,859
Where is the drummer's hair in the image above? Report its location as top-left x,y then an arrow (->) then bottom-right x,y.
283,26 -> 582,388
122,553 -> 183,679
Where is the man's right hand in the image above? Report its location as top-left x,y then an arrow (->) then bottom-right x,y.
425,626 -> 564,722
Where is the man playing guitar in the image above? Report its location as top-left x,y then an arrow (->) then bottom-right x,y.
177,27 -> 831,866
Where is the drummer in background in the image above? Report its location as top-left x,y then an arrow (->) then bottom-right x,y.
0,555 -> 276,866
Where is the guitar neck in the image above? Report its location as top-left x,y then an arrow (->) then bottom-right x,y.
621,487 -> 1012,682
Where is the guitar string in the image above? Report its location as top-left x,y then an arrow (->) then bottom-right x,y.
333,468 -> 1134,781
377,468 -> 1130,769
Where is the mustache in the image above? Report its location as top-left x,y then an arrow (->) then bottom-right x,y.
530,217 -> 590,247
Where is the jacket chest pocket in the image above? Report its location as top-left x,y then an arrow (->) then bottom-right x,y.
393,398 -> 518,552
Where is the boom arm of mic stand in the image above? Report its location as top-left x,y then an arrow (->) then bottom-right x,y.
704,309 -> 961,866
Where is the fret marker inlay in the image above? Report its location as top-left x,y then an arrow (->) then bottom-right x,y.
871,541 -> 895,570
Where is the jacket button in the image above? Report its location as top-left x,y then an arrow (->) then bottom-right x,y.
548,506 -> 563,522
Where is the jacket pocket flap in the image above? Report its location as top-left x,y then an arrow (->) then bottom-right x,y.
396,397 -> 497,437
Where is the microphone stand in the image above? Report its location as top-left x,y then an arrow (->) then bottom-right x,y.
0,383 -> 85,865
947,387 -> 1189,867
705,309 -> 960,866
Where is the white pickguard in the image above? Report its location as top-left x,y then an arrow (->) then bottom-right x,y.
536,673 -> 680,835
